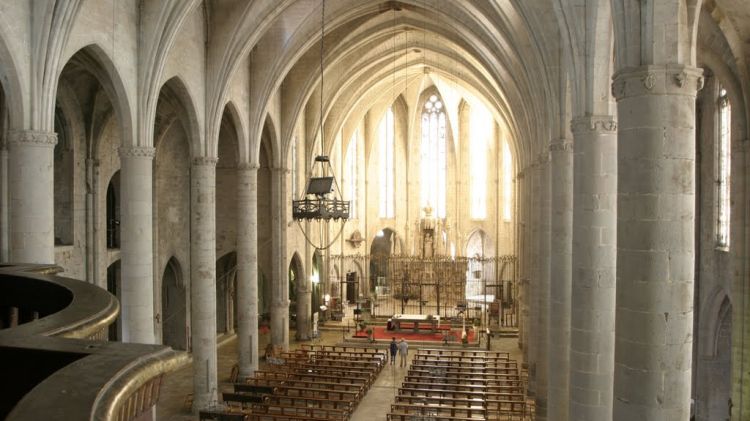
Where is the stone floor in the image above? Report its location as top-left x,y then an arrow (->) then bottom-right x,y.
156,327 -> 524,421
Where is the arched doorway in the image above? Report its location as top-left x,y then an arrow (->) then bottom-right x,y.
705,296 -> 732,420
161,257 -> 187,350
106,260 -> 121,341
216,252 -> 237,334
370,228 -> 395,296
106,171 -> 120,249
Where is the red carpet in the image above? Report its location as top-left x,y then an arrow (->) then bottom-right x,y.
354,326 -> 476,342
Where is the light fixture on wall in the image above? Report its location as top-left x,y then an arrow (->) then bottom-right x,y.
292,0 -> 349,249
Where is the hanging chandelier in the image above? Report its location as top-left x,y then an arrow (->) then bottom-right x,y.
292,0 -> 349,248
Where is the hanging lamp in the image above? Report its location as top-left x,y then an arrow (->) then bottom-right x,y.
292,0 -> 349,248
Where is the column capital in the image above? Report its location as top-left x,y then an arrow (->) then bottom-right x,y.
571,115 -> 617,134
8,130 -> 57,147
271,166 -> 289,174
611,64 -> 704,100
237,162 -> 260,170
536,151 -> 550,166
192,156 -> 218,167
119,146 -> 155,159
549,140 -> 573,153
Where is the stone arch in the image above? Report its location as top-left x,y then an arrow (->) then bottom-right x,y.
221,101 -> 248,163
64,44 -> 135,154
158,76 -> 203,159
260,114 -> 280,168
700,287 -> 732,358
105,170 -> 120,249
0,11 -> 25,129
161,256 -> 187,351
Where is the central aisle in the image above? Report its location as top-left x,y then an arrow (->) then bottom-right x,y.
350,354 -> 413,421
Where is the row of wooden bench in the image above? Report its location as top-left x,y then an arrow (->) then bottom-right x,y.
387,349 -> 528,421
202,345 -> 386,421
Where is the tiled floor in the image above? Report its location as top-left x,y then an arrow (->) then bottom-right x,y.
156,328 -> 524,420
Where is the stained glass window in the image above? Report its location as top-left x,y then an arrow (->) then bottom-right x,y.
421,95 -> 447,218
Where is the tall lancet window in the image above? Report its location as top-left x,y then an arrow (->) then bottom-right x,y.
502,140 -> 513,221
420,94 -> 447,218
717,87 -> 731,248
379,107 -> 395,218
345,129 -> 359,219
470,105 -> 492,219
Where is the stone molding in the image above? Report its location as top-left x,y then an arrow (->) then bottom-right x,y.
8,130 -> 58,147
570,115 -> 617,134
192,156 -> 218,166
549,140 -> 573,153
237,162 -> 260,170
118,146 -> 156,159
611,65 -> 704,100
271,166 -> 290,174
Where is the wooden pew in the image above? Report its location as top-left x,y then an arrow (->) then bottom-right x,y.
388,402 -> 487,420
250,402 -> 348,421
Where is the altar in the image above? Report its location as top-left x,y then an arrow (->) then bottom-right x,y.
392,313 -> 440,332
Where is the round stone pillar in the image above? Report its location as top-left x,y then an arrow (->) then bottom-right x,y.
236,163 -> 259,378
569,115 -> 618,421
8,130 -> 57,264
613,65 -> 702,421
119,146 -> 157,344
1,143 -> 9,262
548,139 -> 573,421
190,157 -> 218,411
536,152 -> 551,420
527,160 -> 540,396
271,167 -> 289,350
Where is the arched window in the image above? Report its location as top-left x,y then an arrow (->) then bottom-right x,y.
420,95 -> 447,218
470,105 -> 491,220
717,87 -> 731,248
379,107 -> 395,218
345,129 -> 359,219
502,141 -> 513,222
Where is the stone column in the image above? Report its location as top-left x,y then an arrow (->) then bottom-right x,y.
296,272 -> 311,340
236,163 -> 259,378
569,115 -> 617,421
119,146 -> 156,344
190,157 -> 218,410
527,161 -> 539,395
8,130 -> 57,263
0,142 -> 8,262
516,170 -> 528,354
732,138 -> 750,421
536,153 -> 551,420
271,167 -> 289,350
85,158 -> 98,284
613,65 -> 702,421
548,139 -> 573,421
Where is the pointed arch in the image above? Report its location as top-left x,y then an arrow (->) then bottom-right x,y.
700,286 -> 732,358
158,76 -> 203,159
63,44 -> 135,156
260,114 -> 279,168
0,11 -> 26,129
220,100 -> 248,163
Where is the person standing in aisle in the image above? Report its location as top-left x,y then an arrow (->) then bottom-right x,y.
398,338 -> 409,368
389,337 -> 398,365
